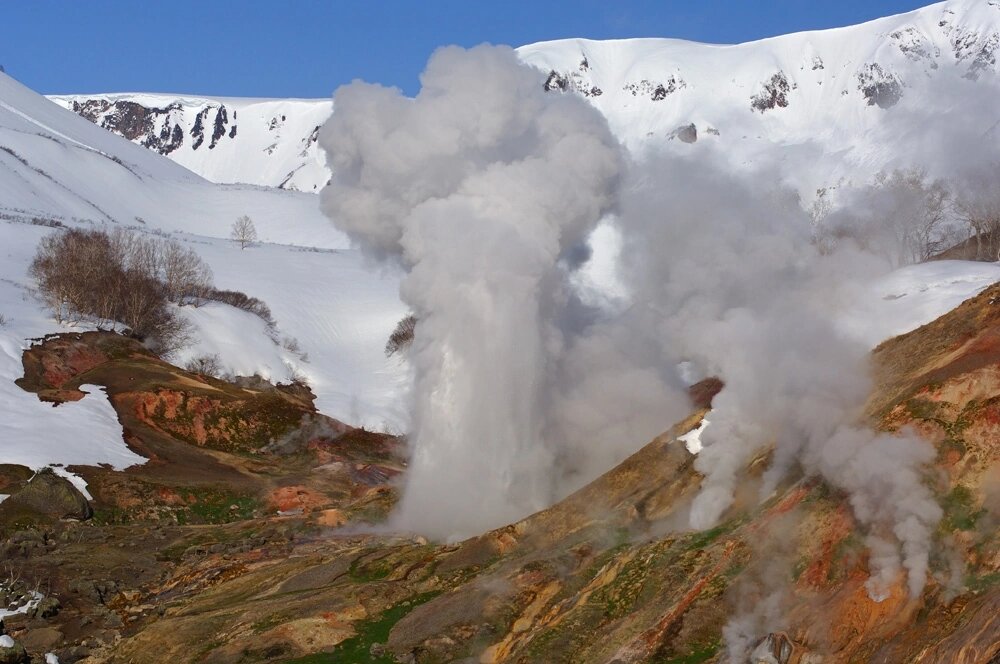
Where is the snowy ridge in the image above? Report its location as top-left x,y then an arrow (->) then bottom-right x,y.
49,0 -> 1000,198
517,0 -> 1000,193
49,92 -> 332,191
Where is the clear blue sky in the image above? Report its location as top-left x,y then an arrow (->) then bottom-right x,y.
4,1 -> 932,99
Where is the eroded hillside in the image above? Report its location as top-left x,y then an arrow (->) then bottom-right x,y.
1,285 -> 999,663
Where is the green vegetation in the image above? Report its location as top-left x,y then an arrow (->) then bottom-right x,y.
657,640 -> 721,663
965,571 -> 1000,593
940,485 -> 984,532
174,488 -> 259,525
284,591 -> 441,664
348,553 -> 394,583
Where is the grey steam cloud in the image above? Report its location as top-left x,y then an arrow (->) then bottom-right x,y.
320,45 -> 624,537
319,44 -> 943,607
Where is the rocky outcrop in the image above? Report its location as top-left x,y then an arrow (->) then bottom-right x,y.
623,76 -> 686,101
751,72 -> 793,112
857,63 -> 904,108
0,468 -> 92,521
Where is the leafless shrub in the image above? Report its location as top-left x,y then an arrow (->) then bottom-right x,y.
28,228 -> 196,355
820,169 -> 950,267
385,314 -> 416,357
159,239 -> 214,304
0,313 -> 7,327
184,353 -> 222,378
203,288 -> 275,327
953,167 -> 1000,261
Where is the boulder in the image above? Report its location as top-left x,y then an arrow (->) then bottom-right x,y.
2,468 -> 92,521
17,626 -> 62,652
0,635 -> 28,664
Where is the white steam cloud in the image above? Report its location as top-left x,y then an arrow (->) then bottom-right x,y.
319,46 -> 944,606
320,45 -> 623,537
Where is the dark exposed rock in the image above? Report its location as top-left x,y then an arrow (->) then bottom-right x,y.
750,72 -> 792,112
71,100 -> 187,155
28,597 -> 61,619
669,123 -> 698,144
1,468 -> 91,521
209,107 -> 229,149
623,76 -> 685,100
890,26 -> 938,63
190,108 -> 209,150
952,29 -> 1000,80
0,639 -> 28,664
857,63 -> 903,108
543,70 -> 602,97
688,376 -> 724,409
544,70 -> 568,92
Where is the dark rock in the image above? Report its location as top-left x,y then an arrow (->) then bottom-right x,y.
670,123 -> 698,144
1,468 -> 91,521
29,597 -> 60,619
857,63 -> 903,109
0,637 -> 28,664
751,72 -> 792,112
688,377 -> 724,409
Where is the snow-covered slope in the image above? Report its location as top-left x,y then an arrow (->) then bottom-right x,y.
49,93 -> 331,191
0,69 -> 407,442
51,1 -> 1000,197
518,0 -> 1000,193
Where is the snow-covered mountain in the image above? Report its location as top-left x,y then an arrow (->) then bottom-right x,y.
48,93 -> 331,191
52,0 -> 1000,199
518,0 -> 1000,194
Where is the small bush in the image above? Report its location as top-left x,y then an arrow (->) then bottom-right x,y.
385,314 -> 416,357
204,288 -> 275,327
184,354 -> 223,378
0,313 -> 7,327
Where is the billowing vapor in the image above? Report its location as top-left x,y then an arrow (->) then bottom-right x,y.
320,45 -> 623,537
611,155 -> 941,600
319,46 -> 945,609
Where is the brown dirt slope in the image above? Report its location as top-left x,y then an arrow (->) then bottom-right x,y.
3,282 -> 1000,664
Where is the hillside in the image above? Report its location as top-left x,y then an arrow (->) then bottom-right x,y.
0,281 -> 996,663
0,69 -> 407,434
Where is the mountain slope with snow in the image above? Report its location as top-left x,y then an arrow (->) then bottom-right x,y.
49,93 -> 331,191
0,70 -> 407,440
517,0 -> 1000,194
51,0 -> 1000,198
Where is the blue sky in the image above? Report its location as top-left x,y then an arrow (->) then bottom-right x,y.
4,1 -> 932,98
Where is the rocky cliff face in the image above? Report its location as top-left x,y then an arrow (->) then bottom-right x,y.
50,94 -> 332,192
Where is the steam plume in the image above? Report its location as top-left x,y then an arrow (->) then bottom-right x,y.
320,45 -> 622,537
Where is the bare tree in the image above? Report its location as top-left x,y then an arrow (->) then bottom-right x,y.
158,240 -> 214,304
953,167 -> 1000,261
822,169 -> 950,267
29,228 -> 195,355
231,215 -> 258,249
385,314 -> 417,357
